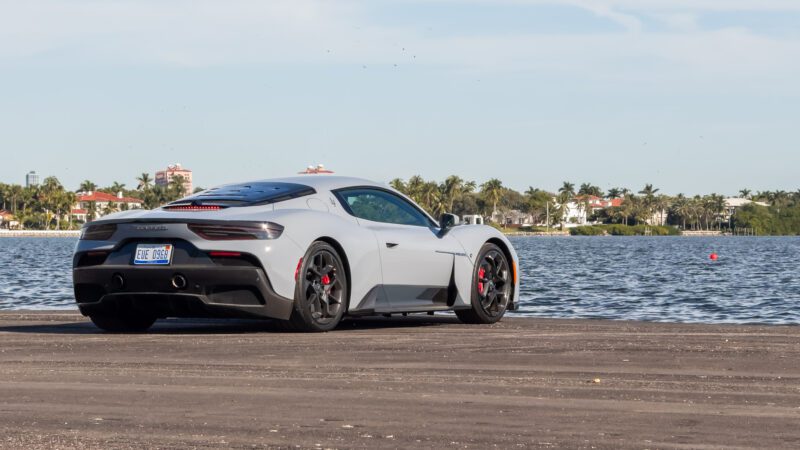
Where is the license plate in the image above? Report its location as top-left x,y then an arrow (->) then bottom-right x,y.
133,244 -> 174,265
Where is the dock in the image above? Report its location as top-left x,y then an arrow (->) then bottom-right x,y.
0,312 -> 798,448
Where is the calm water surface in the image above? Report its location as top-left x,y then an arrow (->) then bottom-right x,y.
1,237 -> 798,324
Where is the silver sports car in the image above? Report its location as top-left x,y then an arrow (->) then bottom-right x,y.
73,176 -> 520,332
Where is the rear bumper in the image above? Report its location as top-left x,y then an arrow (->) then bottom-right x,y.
73,265 -> 294,320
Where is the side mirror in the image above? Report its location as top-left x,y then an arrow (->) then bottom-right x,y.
438,213 -> 459,237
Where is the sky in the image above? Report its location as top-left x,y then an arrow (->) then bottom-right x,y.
1,0 -> 799,196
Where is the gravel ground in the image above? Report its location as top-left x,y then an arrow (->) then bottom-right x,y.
0,311 -> 798,449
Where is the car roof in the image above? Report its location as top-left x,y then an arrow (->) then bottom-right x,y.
247,175 -> 387,193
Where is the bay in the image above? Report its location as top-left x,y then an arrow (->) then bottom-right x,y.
1,236 -> 798,324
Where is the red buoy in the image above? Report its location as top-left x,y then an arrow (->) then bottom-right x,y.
709,253 -> 718,261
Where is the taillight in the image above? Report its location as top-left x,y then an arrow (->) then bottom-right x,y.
209,251 -> 242,257
164,205 -> 223,211
80,223 -> 117,240
188,222 -> 283,240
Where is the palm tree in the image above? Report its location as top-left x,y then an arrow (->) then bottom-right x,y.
103,201 -> 118,216
637,184 -> 660,223
574,196 -> 590,224
136,173 -> 153,192
558,181 -> 576,199
671,194 -> 690,229
739,188 -> 751,199
60,191 -> 77,229
0,183 -> 8,211
169,175 -> 187,199
405,175 -> 425,204
620,195 -> 642,225
8,184 -> 23,214
110,181 -> 126,194
418,182 -> 441,214
707,194 -> 727,230
606,187 -> 623,199
389,178 -> 406,194
578,183 -> 603,197
39,177 -> 63,230
652,195 -> 671,226
480,179 -> 504,216
79,180 -> 97,193
441,175 -> 474,212
772,190 -> 791,208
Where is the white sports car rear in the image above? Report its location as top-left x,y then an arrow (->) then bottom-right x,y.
73,176 -> 520,332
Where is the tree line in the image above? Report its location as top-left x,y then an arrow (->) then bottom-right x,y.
389,176 -> 800,234
0,173 -> 196,230
4,171 -> 800,235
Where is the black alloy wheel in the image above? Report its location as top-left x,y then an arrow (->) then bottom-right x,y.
456,243 -> 512,324
286,241 -> 348,332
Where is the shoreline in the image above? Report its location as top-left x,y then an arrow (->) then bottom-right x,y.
1,311 -> 798,448
0,230 -> 80,238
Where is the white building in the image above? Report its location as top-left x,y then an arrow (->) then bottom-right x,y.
723,198 -> 768,221
560,201 -> 588,226
462,215 -> 484,225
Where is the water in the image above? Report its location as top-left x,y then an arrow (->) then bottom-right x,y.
0,238 -> 76,310
511,236 -> 800,324
1,237 -> 798,324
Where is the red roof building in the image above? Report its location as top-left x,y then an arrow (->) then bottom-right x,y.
72,191 -> 144,222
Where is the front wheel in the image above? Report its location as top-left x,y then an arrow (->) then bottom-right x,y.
89,313 -> 157,332
456,243 -> 512,324
283,242 -> 348,332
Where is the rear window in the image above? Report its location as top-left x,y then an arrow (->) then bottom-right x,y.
167,182 -> 316,207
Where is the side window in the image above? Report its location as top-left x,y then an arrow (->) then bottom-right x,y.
337,189 -> 432,227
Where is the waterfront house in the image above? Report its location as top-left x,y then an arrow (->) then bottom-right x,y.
71,191 -> 143,223
723,198 -> 768,222
0,210 -> 20,229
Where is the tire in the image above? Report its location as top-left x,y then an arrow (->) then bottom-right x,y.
89,313 -> 157,332
283,241 -> 348,332
456,243 -> 512,324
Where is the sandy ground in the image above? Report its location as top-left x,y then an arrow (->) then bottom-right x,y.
0,311 -> 798,449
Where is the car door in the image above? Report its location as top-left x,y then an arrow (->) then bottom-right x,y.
335,188 -> 462,311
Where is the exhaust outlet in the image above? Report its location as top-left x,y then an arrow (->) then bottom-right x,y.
171,274 -> 188,290
111,273 -> 125,290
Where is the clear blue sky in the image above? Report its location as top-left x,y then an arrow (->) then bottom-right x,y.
1,0 -> 798,196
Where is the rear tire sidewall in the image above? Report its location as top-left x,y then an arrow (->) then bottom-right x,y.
290,242 -> 348,332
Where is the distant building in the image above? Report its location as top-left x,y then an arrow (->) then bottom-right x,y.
25,171 -> 39,187
723,197 -> 768,222
462,215 -> 484,225
155,163 -> 193,196
561,201 -> 588,226
490,209 -> 535,227
0,210 -> 19,229
299,164 -> 334,175
71,191 -> 143,223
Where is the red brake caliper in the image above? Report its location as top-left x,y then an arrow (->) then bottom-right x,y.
321,274 -> 331,286
477,267 -> 486,293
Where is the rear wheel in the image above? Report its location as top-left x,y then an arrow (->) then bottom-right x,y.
284,242 -> 348,332
89,313 -> 157,332
456,243 -> 511,324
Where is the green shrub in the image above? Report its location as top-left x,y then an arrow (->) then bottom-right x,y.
569,226 -> 607,236
569,224 -> 679,236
